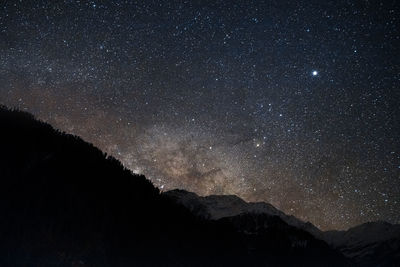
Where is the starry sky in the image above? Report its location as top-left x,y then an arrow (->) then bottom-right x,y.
0,0 -> 399,230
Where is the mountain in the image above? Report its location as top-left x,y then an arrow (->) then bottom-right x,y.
324,222 -> 400,266
164,189 -> 400,266
164,189 -> 322,236
0,106 -> 349,266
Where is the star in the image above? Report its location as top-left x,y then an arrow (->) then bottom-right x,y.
0,0 -> 398,231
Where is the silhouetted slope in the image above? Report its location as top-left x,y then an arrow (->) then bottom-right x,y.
0,106 -> 349,266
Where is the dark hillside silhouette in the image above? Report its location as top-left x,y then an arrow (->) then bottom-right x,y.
0,106 -> 349,266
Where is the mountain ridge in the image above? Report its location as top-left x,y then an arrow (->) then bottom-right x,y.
165,189 -> 322,235
0,106 -> 349,266
164,188 -> 400,266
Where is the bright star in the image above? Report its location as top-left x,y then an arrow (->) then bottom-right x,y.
312,70 -> 318,76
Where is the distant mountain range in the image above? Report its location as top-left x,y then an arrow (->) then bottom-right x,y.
0,106 -> 397,266
165,189 -> 400,266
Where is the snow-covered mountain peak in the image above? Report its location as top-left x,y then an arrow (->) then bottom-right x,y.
164,189 -> 320,234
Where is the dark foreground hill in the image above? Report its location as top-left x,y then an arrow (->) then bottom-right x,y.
0,106 -> 349,266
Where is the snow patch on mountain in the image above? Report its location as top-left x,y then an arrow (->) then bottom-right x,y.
164,189 -> 322,236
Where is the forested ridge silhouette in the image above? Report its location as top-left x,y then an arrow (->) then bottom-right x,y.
0,106 -> 349,266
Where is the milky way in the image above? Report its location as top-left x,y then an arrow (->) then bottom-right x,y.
0,0 -> 399,230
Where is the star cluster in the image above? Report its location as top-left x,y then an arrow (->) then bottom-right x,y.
0,0 -> 399,230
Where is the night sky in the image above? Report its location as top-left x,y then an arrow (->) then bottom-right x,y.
1,0 -> 399,230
